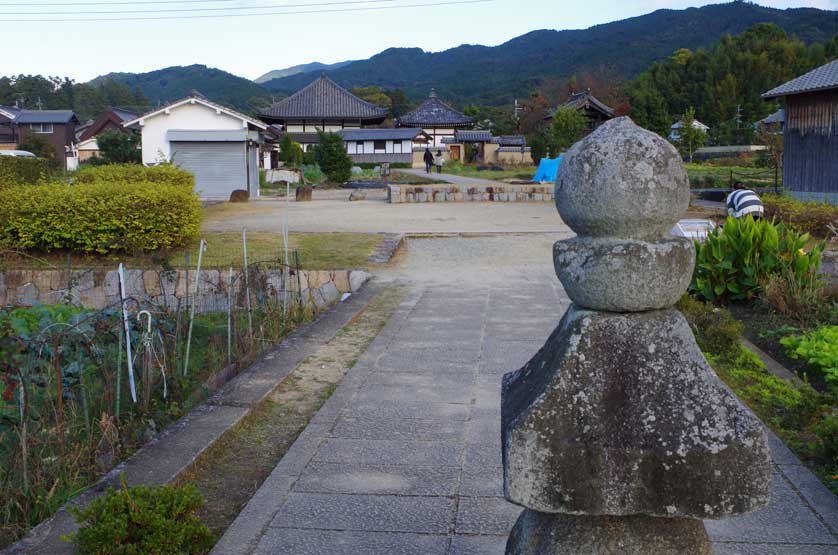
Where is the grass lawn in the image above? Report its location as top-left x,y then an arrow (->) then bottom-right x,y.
441,161 -> 537,182
686,163 -> 781,189
0,232 -> 382,271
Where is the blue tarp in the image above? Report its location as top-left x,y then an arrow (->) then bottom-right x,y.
533,156 -> 562,183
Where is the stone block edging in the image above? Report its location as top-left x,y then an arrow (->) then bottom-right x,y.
388,184 -> 554,203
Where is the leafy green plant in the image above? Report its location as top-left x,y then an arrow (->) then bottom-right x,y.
96,130 -> 142,165
0,156 -> 50,186
66,477 -> 214,555
0,179 -> 201,253
781,326 -> 838,393
278,135 -> 303,167
691,216 -> 823,304
762,194 -> 838,238
74,164 -> 194,189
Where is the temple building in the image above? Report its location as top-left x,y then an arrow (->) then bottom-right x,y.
259,74 -> 388,151
396,89 -> 473,147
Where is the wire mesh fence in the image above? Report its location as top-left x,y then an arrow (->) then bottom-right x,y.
0,234 -> 318,546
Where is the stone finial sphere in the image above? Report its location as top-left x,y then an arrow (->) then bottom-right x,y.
555,117 -> 689,239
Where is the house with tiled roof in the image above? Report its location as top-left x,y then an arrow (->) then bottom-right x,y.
259,74 -> 388,151
546,90 -> 615,131
15,109 -> 79,169
762,60 -> 838,205
396,89 -> 473,147
338,127 -> 430,165
76,107 -> 140,162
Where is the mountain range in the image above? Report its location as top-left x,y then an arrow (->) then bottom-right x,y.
254,61 -> 354,84
90,2 -> 838,111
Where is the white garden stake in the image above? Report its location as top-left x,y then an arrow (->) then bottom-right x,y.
183,239 -> 206,377
243,229 -> 253,339
118,263 -> 137,403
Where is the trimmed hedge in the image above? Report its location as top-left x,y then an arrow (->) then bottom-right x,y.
74,164 -> 194,188
0,156 -> 49,186
763,194 -> 838,238
0,180 -> 201,253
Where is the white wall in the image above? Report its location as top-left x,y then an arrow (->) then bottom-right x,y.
286,121 -> 361,133
138,102 -> 248,164
345,139 -> 412,154
423,127 -> 456,147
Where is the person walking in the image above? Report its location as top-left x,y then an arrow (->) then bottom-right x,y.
433,150 -> 444,174
726,181 -> 764,220
423,147 -> 434,174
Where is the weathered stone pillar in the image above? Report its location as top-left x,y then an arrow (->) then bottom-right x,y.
501,117 -> 772,554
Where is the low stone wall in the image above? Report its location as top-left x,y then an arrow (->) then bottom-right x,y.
0,268 -> 371,311
388,183 -> 554,203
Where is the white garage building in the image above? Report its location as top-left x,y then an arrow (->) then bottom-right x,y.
124,94 -> 267,199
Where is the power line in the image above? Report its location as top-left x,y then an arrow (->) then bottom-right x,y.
0,0 -> 491,21
1,0 -> 241,5
0,0 -> 400,15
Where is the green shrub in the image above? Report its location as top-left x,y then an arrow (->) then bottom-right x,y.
691,216 -> 823,304
278,135 -> 303,167
0,180 -> 201,253
66,479 -> 214,555
0,156 -> 50,186
96,129 -> 142,164
781,326 -> 838,393
314,131 -> 352,183
302,164 -> 323,185
75,164 -> 194,189
676,295 -> 743,361
763,194 -> 838,238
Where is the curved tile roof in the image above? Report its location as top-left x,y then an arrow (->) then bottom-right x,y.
260,75 -> 388,121
397,89 -> 473,128
762,60 -> 838,99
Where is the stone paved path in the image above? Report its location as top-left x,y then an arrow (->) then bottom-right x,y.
214,239 -> 838,555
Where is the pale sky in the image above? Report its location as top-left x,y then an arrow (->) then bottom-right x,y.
5,0 -> 836,82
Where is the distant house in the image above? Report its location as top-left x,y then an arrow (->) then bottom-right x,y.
0,105 -> 21,148
423,131 -> 532,167
396,89 -> 473,147
123,93 -> 268,200
762,60 -> 838,205
15,110 -> 79,169
758,108 -> 785,133
669,118 -> 709,141
546,90 -> 615,131
338,128 -> 430,165
259,74 -> 388,152
76,107 -> 139,162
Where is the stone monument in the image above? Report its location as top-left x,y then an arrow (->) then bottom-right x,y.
501,117 -> 772,554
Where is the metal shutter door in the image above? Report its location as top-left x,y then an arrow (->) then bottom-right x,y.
170,142 -> 246,199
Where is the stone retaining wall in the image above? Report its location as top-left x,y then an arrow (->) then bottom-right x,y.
0,268 -> 371,311
388,184 -> 553,203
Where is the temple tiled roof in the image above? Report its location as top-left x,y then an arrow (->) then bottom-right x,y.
547,91 -> 615,120
763,60 -> 838,98
492,135 -> 526,146
397,89 -> 473,128
455,130 -> 492,142
260,75 -> 388,121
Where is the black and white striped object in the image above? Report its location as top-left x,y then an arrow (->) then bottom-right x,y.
726,189 -> 764,219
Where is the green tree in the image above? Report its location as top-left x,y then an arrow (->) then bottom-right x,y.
17,134 -> 55,163
278,134 -> 303,167
350,86 -> 392,111
96,129 -> 141,164
673,107 -> 706,162
547,107 -> 586,155
314,131 -> 352,183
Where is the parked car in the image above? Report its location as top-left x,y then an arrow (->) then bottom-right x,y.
0,150 -> 36,158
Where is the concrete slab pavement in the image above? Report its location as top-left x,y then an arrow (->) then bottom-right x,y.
213,246 -> 838,554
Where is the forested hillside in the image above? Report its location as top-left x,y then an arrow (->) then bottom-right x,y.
91,65 -> 274,113
0,76 -> 149,121
627,24 -> 838,143
261,2 -> 838,106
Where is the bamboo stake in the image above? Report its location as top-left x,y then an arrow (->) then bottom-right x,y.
183,240 -> 206,377
243,229 -> 253,340
227,266 -> 233,366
